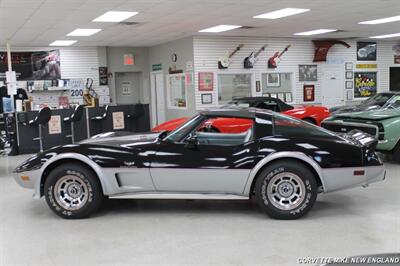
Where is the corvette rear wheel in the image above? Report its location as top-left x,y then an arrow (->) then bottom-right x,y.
44,163 -> 103,219
254,160 -> 317,219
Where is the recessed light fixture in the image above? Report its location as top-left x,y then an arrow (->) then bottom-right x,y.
294,29 -> 337,36
199,25 -> 242,33
93,11 -> 138,22
254,8 -> 310,19
67,28 -> 102,36
359,15 -> 400,25
370,32 -> 400,39
49,40 -> 77,46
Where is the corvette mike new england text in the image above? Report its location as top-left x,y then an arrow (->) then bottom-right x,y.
297,256 -> 400,264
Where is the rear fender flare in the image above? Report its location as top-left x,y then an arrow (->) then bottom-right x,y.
242,151 -> 326,196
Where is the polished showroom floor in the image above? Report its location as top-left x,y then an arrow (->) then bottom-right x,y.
0,154 -> 399,265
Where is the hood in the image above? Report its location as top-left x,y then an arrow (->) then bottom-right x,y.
330,104 -> 380,114
332,108 -> 400,121
80,131 -> 160,146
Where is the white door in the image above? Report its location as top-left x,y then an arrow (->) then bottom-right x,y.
321,65 -> 344,108
150,71 -> 166,127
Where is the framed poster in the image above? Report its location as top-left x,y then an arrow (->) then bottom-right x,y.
346,90 -> 353,101
266,73 -> 280,87
303,84 -> 315,102
99,66 -> 108,85
357,42 -> 377,61
346,71 -> 353,79
201,93 -> 212,104
345,62 -> 353,70
198,72 -> 214,91
299,65 -> 317,81
112,112 -> 125,130
48,115 -> 61,134
277,92 -> 285,101
354,72 -> 377,98
256,80 -> 261,92
346,81 -> 353,89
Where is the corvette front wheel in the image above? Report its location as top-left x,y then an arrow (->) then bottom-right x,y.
44,163 -> 103,219
254,160 -> 317,219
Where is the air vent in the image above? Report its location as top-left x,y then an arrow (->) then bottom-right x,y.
117,21 -> 141,26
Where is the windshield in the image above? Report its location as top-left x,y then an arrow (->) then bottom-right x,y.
382,95 -> 400,110
361,93 -> 393,107
163,115 -> 203,142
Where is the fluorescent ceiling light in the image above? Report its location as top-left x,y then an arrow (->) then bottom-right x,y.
199,25 -> 241,33
370,32 -> 400,39
254,8 -> 310,19
49,40 -> 77,46
67,28 -> 102,36
93,11 -> 138,22
294,29 -> 337,36
359,15 -> 400,25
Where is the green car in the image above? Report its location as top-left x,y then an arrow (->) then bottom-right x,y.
322,94 -> 400,162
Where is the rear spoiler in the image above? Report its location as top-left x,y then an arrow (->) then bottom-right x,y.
340,129 -> 378,150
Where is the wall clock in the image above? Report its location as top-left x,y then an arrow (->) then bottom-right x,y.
172,53 -> 177,62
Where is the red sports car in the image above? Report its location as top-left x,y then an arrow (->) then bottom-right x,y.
152,97 -> 330,133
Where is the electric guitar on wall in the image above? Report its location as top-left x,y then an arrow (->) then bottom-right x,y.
268,45 -> 291,69
218,44 -> 244,69
243,44 -> 267,69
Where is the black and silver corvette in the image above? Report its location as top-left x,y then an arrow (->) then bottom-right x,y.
14,108 -> 385,219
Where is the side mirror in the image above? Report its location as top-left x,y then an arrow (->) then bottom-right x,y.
158,130 -> 169,140
185,134 -> 198,149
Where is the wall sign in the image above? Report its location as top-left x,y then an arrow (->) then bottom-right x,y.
48,115 -> 61,134
121,81 -> 132,95
69,79 -> 84,104
354,72 -> 377,98
152,64 -> 162,71
395,55 -> 400,64
356,64 -> 377,69
303,84 -> 315,102
123,54 -> 134,65
198,72 -> 214,91
357,42 -> 377,61
0,50 -> 60,80
299,65 -> 317,81
112,112 -> 125,130
266,73 -> 280,87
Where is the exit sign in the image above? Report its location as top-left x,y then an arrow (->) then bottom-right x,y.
124,54 -> 135,65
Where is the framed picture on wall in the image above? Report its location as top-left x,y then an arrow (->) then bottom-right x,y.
299,65 -> 317,81
285,92 -> 292,103
270,93 -> 277,99
201,93 -> 212,104
354,72 -> 377,98
266,73 -> 280,87
303,84 -> 315,102
357,42 -> 377,61
345,62 -> 353,70
256,80 -> 261,92
198,72 -> 214,91
346,71 -> 353,79
346,90 -> 353,101
346,81 -> 353,89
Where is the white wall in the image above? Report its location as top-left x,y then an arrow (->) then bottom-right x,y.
193,36 -> 398,110
149,36 -> 194,120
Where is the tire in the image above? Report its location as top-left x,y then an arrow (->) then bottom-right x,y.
392,141 -> 400,163
254,160 -> 318,219
44,163 -> 103,219
302,118 -> 316,125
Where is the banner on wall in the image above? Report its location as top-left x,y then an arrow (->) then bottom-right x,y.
354,72 -> 377,98
0,50 -> 61,80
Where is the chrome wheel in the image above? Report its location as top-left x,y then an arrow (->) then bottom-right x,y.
266,172 -> 305,211
54,175 -> 89,211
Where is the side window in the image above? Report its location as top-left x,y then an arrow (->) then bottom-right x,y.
256,100 -> 279,112
274,114 -> 335,138
193,117 -> 254,146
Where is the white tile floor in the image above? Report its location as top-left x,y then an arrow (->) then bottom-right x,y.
0,154 -> 399,265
